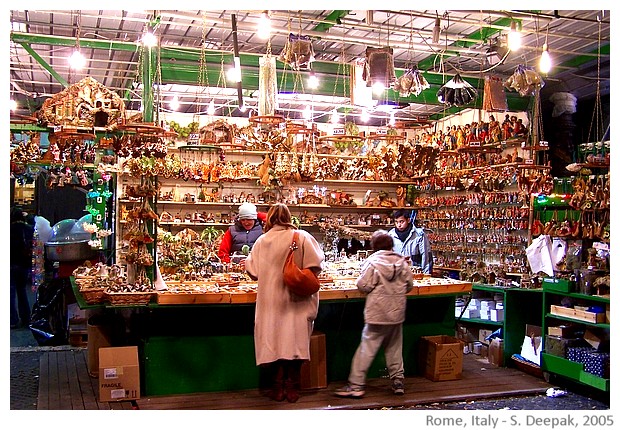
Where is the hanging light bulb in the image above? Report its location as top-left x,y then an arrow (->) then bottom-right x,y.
507,21 -> 521,51
388,112 -> 396,126
360,108 -> 370,123
372,81 -> 385,95
68,49 -> 86,70
303,105 -> 312,120
432,17 -> 441,44
539,43 -> 552,73
169,95 -> 180,111
207,99 -> 216,115
141,31 -> 157,47
307,72 -> 319,90
10,99 -> 18,111
227,57 -> 242,83
330,108 -> 340,124
257,11 -> 271,39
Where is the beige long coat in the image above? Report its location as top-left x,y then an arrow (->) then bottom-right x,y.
245,226 -> 324,365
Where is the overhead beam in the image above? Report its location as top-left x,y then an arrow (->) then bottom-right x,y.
312,10 -> 351,32
18,42 -> 69,88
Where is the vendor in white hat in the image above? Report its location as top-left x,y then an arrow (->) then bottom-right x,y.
218,202 -> 266,263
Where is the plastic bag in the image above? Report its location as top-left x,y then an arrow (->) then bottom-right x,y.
29,278 -> 69,346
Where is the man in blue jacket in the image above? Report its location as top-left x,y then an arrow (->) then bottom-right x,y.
388,209 -> 432,274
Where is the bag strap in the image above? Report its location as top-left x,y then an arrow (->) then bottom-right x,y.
290,231 -> 299,252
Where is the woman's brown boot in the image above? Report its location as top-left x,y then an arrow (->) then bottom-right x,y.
285,360 -> 302,403
268,361 -> 285,402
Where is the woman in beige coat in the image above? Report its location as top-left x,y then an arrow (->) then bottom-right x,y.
245,203 -> 324,403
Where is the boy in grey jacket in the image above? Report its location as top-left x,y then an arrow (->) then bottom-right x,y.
334,230 -> 414,398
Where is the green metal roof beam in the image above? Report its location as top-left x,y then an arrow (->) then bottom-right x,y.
18,42 -> 69,88
312,10 -> 351,33
559,43 -> 610,68
416,17 -> 516,72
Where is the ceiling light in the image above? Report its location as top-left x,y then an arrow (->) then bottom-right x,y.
539,43 -> 552,73
372,81 -> 385,95
10,99 -> 18,111
169,95 -> 180,111
330,108 -> 340,124
141,31 -> 157,47
307,72 -> 319,90
207,99 -> 216,115
303,105 -> 312,120
68,49 -> 86,70
388,112 -> 396,126
239,104 -> 247,113
257,11 -> 271,39
360,109 -> 370,123
228,57 -> 242,83
432,17 -> 441,44
507,21 -> 521,51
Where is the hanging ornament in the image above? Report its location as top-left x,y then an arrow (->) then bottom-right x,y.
393,67 -> 430,97
278,33 -> 315,71
503,65 -> 545,97
436,73 -> 478,107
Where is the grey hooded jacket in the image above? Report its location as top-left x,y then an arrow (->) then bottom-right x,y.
356,250 -> 414,324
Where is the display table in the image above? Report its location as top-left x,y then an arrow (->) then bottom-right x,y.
72,277 -> 471,396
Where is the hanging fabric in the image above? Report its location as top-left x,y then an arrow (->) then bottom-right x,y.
362,46 -> 396,88
482,74 -> 508,112
394,67 -> 430,97
258,56 -> 278,116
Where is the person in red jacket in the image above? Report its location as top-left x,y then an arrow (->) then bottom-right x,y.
218,202 -> 267,263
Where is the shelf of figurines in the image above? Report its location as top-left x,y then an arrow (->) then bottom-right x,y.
71,261 -> 472,308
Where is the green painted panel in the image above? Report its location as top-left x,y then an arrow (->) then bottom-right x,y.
144,335 -> 259,395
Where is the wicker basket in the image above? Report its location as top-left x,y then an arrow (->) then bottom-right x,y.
80,287 -> 105,304
105,291 -> 155,306
74,277 -> 94,289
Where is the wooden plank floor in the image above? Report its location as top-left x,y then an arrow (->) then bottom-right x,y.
138,355 -> 553,410
37,350 -> 553,410
37,349 -> 134,410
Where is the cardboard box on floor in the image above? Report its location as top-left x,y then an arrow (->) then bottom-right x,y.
488,338 -> 504,366
419,335 -> 463,381
300,331 -> 327,389
99,346 -> 140,402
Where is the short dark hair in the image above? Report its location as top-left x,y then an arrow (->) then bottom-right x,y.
371,230 -> 393,251
392,209 -> 411,219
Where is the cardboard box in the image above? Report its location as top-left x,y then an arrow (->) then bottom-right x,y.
300,331 -> 327,389
479,300 -> 496,310
490,309 -> 504,322
478,329 -> 495,344
479,344 -> 489,358
488,338 -> 504,367
547,325 -> 577,338
583,329 -> 609,350
479,309 -> 490,320
99,346 -> 140,402
419,335 -> 463,381
463,309 -> 480,319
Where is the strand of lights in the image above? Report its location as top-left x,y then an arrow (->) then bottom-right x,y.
257,11 -> 271,39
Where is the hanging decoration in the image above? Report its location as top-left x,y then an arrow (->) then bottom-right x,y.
482,74 -> 508,112
278,33 -> 315,70
36,76 -> 125,128
362,46 -> 397,88
393,67 -> 430,97
258,38 -> 278,116
503,65 -> 545,97
436,73 -> 477,106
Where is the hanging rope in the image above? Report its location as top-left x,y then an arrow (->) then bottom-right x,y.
587,17 -> 604,144
195,12 -> 210,123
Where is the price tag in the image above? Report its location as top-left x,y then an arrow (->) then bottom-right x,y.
333,128 -> 345,135
53,125 -> 62,133
234,137 -> 243,144
525,159 -> 534,165
189,133 -> 200,141
163,123 -> 170,131
593,242 -> 609,251
539,140 -> 549,147
469,141 -> 480,147
376,128 -> 388,135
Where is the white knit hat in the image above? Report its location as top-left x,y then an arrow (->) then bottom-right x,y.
238,202 -> 258,220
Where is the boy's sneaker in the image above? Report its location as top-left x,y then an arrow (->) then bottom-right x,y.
391,379 -> 405,395
334,384 -> 365,398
